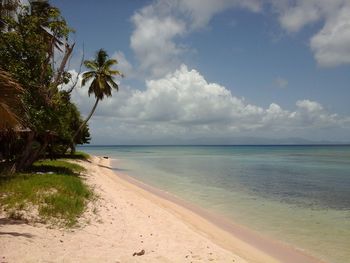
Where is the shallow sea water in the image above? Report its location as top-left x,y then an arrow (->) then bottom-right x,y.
80,145 -> 350,263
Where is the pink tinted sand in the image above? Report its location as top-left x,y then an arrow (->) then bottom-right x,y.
0,156 -> 323,262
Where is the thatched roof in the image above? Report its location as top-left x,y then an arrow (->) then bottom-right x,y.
0,69 -> 25,130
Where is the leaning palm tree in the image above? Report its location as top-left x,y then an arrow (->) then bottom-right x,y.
73,49 -> 123,140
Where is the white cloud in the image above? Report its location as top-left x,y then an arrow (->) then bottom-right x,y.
62,0 -> 350,143
111,51 -> 134,78
176,0 -> 261,29
296,99 -> 323,112
129,0 -> 350,80
277,2 -> 322,33
130,3 -> 186,77
118,65 -> 264,127
310,4 -> 350,67
271,0 -> 350,67
67,65 -> 350,143
130,0 -> 263,78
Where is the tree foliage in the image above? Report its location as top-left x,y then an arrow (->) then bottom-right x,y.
74,49 -> 123,141
0,2 -> 89,171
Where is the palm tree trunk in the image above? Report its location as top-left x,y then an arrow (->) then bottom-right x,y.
73,98 -> 99,141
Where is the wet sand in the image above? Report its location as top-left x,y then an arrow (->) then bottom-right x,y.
111,158 -> 324,263
0,156 -> 324,262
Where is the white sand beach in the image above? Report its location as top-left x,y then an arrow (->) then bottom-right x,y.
0,156 -> 322,263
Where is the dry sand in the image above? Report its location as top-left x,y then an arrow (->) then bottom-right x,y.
0,156 -> 321,263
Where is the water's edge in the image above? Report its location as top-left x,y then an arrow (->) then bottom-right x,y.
109,158 -> 323,263
80,145 -> 350,263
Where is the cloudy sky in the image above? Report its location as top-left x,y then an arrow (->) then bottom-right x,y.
52,0 -> 350,144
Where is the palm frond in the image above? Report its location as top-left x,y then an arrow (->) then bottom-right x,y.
0,103 -> 20,129
103,83 -> 113,98
81,49 -> 122,101
108,70 -> 124,77
81,71 -> 95,86
103,59 -> 117,69
88,79 -> 97,97
0,69 -> 25,130
106,76 -> 119,90
96,49 -> 108,67
83,60 -> 98,71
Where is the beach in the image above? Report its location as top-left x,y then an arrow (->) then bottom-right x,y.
1,1 -> 349,262
0,156 -> 325,263
94,145 -> 349,263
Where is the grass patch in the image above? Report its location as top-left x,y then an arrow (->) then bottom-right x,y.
0,160 -> 92,227
73,151 -> 90,160
30,159 -> 86,175
60,151 -> 90,161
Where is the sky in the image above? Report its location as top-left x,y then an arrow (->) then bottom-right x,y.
52,0 -> 350,144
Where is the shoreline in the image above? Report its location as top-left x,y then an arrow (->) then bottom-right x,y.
106,157 -> 324,263
95,156 -> 276,263
0,155 -> 325,262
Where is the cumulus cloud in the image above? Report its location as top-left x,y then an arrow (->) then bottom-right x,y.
271,0 -> 350,67
129,0 -> 350,79
310,4 -> 350,67
119,65 -> 261,127
64,0 -> 350,142
130,3 -> 186,77
111,51 -> 134,78
176,0 -> 261,29
66,65 -> 350,143
130,0 -> 263,78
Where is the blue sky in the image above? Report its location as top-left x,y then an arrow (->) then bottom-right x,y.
53,0 -> 350,144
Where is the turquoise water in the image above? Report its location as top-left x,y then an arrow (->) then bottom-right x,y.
80,145 -> 350,263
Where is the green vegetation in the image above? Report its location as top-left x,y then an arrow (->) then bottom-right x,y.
0,2 -> 121,227
0,1 -> 90,171
31,159 -> 86,174
72,151 -> 90,160
74,49 -> 123,140
0,159 -> 92,227
0,2 -> 121,171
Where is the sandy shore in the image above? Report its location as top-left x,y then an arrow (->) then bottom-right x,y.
0,156 -> 322,262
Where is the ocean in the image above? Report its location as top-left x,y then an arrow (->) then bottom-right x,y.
79,145 -> 350,263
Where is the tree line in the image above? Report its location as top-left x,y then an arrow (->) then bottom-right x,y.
0,1 -> 121,172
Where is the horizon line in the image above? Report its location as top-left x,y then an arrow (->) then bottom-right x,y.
78,144 -> 350,147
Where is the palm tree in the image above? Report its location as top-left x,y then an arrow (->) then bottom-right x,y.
73,49 -> 123,140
